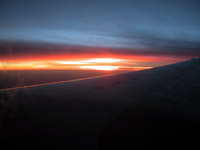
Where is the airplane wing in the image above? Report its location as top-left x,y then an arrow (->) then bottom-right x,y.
0,58 -> 200,150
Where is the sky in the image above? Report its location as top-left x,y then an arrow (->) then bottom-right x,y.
0,0 -> 200,70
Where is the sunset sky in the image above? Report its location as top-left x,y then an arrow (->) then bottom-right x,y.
0,0 -> 200,70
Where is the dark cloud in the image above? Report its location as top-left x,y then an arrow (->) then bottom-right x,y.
0,41 -> 199,58
0,0 -> 200,58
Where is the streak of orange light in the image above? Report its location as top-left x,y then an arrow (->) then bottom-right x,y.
0,53 -> 182,70
79,65 -> 120,71
83,58 -> 123,63
0,53 -> 183,63
55,61 -> 86,65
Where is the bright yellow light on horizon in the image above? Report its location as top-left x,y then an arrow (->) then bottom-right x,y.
54,58 -> 123,65
80,65 -> 120,71
55,61 -> 86,65
53,58 -> 124,71
83,58 -> 123,63
34,65 -> 48,68
0,57 -> 152,71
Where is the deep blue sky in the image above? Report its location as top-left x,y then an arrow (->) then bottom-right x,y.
0,0 -> 200,56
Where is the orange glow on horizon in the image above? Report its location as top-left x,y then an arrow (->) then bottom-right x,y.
79,65 -> 120,71
0,58 -> 124,71
84,58 -> 123,63
0,54 -> 185,71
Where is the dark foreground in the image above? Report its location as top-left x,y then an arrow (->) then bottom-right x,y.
0,70 -> 122,90
0,58 -> 200,150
